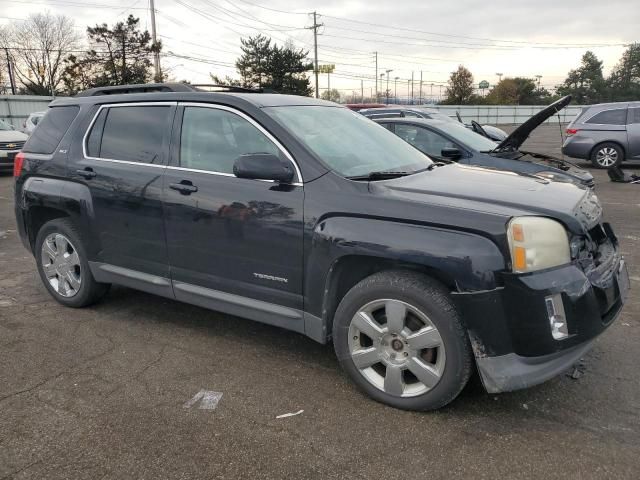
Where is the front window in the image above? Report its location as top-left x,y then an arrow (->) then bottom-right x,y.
432,122 -> 498,152
395,124 -> 457,158
266,106 -> 432,178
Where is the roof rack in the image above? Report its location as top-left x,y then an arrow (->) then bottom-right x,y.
75,82 -> 263,97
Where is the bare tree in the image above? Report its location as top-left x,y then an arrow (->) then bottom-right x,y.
9,13 -> 80,95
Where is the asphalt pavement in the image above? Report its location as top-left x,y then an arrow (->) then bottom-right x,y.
1,125 -> 639,479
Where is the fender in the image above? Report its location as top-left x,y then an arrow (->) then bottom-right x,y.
19,177 -> 99,258
304,216 -> 507,331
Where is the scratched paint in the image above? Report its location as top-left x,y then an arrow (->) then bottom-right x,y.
183,390 -> 223,410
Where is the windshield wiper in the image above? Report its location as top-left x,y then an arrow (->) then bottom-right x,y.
347,170 -> 413,181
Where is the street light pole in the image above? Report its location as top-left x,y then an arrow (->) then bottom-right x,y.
535,74 -> 542,91
394,76 -> 399,103
496,72 -> 503,83
385,69 -> 392,104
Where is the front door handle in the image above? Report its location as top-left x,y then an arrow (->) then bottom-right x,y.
76,168 -> 96,179
170,181 -> 198,195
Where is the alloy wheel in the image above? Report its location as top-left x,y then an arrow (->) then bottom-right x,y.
41,233 -> 82,298
595,147 -> 618,167
348,299 -> 446,397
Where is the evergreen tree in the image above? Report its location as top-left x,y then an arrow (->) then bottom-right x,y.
63,15 -> 161,94
607,43 -> 640,101
557,51 -> 605,104
443,65 -> 474,104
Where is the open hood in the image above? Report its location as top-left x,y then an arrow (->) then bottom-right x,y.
492,95 -> 572,153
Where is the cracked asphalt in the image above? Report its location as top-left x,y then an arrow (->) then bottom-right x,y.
1,126 -> 639,479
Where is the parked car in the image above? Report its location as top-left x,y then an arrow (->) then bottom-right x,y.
14,83 -> 627,411
22,111 -> 46,136
0,119 -> 27,174
375,96 -> 594,187
562,101 -> 640,168
359,106 -> 509,142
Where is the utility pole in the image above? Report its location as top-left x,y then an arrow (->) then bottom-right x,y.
419,71 -> 422,105
430,83 -> 433,103
385,69 -> 392,105
361,79 -> 364,103
535,74 -> 542,91
374,51 -> 378,101
4,48 -> 16,95
149,0 -> 162,82
307,12 -> 323,98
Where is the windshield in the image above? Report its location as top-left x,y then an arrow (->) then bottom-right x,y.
435,122 -> 498,152
265,106 -> 433,178
424,112 -> 456,123
0,120 -> 14,131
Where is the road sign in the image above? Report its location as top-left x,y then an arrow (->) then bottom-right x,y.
479,80 -> 490,89
317,64 -> 335,74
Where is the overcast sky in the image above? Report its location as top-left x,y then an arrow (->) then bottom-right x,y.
1,0 -> 638,99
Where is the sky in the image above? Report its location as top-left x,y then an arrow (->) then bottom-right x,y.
1,0 -> 638,100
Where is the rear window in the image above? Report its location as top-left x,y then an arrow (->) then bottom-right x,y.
86,105 -> 170,164
23,106 -> 79,154
585,108 -> 627,125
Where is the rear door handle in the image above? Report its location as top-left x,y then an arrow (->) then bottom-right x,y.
76,168 -> 96,179
170,181 -> 198,195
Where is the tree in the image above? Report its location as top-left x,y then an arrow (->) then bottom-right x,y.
443,65 -> 474,104
63,15 -> 161,94
607,43 -> 640,102
210,73 -> 243,87
5,13 -> 79,95
557,51 -> 606,104
321,88 -> 341,102
235,35 -> 312,96
485,77 -> 550,105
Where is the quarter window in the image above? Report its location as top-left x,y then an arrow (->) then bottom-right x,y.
23,106 -> 79,154
180,106 -> 282,174
630,108 -> 640,124
394,124 -> 456,158
585,109 -> 627,125
86,105 -> 171,163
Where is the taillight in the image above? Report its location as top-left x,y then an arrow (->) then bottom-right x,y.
566,128 -> 578,136
13,152 -> 25,177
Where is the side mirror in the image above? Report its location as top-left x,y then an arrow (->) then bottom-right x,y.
441,147 -> 462,160
233,153 -> 294,183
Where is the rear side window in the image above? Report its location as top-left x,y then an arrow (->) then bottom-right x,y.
630,108 -> 640,124
23,106 -> 79,154
86,105 -> 170,164
586,109 -> 627,125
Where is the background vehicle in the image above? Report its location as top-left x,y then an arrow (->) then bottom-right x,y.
345,103 -> 387,111
14,83 -> 626,411
0,119 -> 27,174
359,106 -> 509,141
562,101 -> 640,168
376,96 -> 594,187
21,111 -> 46,136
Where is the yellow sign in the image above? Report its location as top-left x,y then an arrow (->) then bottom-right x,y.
317,64 -> 335,74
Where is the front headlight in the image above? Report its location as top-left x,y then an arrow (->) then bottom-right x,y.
507,217 -> 570,273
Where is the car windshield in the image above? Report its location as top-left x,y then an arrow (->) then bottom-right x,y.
265,106 -> 433,178
424,111 -> 456,123
0,120 -> 14,131
434,121 -> 498,152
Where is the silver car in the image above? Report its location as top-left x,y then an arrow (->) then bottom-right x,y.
562,102 -> 640,168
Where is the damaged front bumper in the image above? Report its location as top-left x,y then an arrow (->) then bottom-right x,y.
453,226 -> 628,394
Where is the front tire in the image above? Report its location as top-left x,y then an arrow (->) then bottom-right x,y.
591,142 -> 624,168
332,270 -> 473,411
35,218 -> 110,308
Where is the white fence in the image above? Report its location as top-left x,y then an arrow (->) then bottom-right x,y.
0,95 -> 54,128
416,104 -> 583,125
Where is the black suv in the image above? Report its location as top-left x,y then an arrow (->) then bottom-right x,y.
14,83 -> 629,411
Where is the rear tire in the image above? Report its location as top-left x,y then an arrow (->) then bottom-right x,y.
590,142 -> 624,169
332,270 -> 473,411
35,218 -> 110,308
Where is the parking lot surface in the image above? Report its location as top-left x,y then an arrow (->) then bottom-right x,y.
1,125 -> 639,479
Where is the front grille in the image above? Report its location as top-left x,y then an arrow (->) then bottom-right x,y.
0,141 -> 25,150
